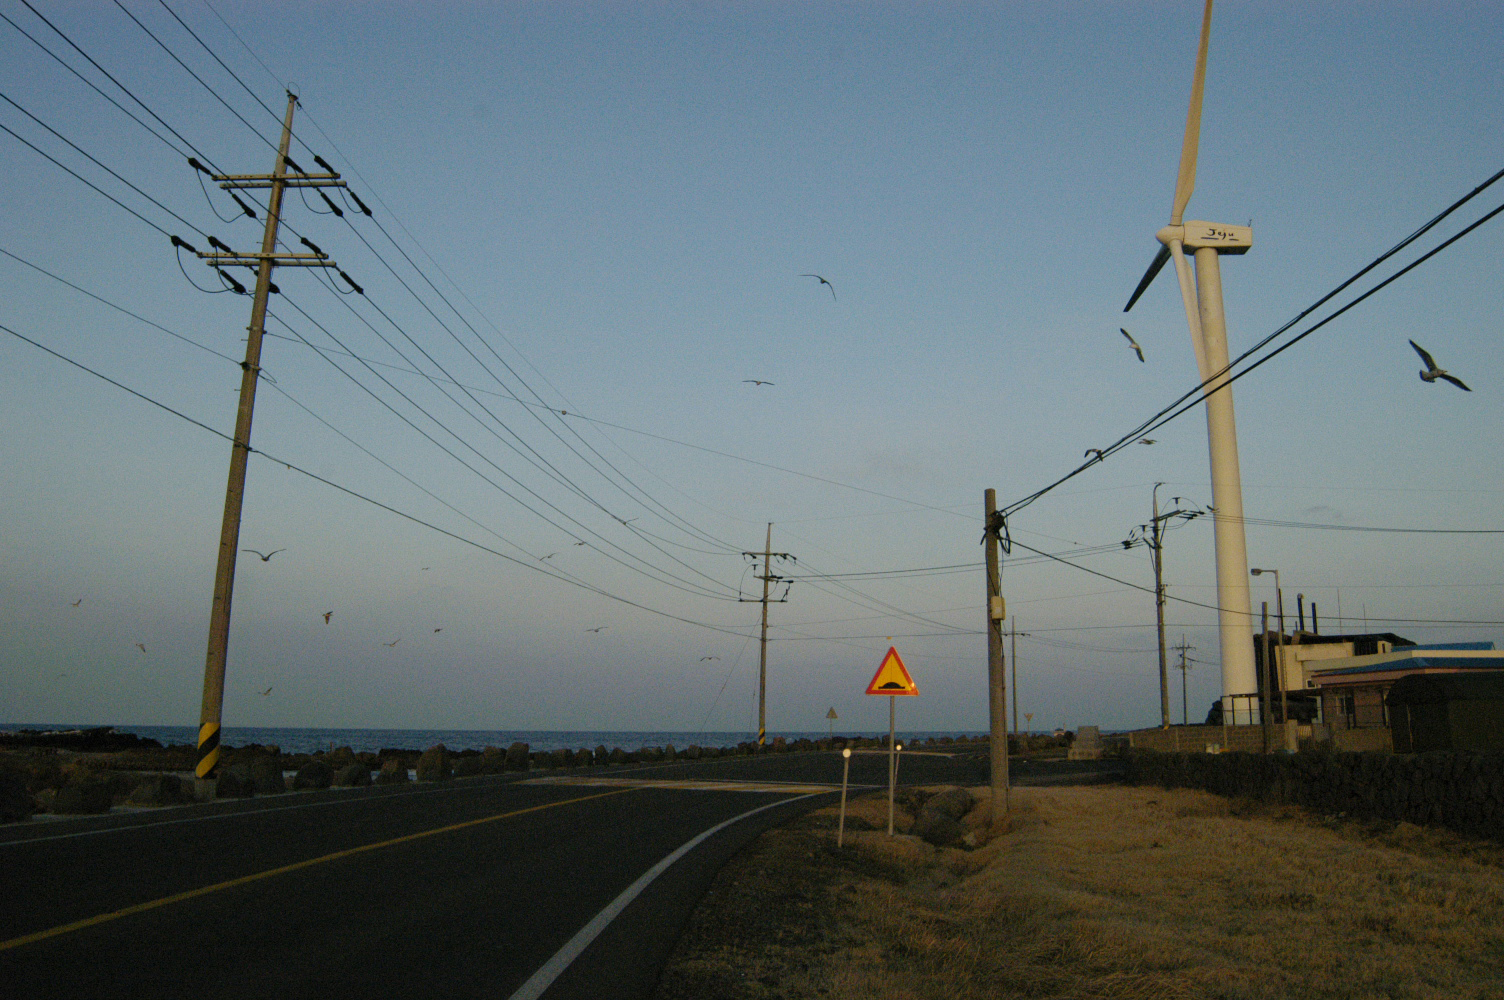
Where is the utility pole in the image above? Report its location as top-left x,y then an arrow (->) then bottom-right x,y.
983,489 -> 1008,825
1151,486 -> 1169,728
742,523 -> 793,746
191,92 -> 349,785
1002,618 -> 1029,737
1174,636 -> 1195,725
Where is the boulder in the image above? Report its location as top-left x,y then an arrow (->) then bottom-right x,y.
415,745 -> 451,782
375,759 -> 411,784
249,758 -> 286,795
664,744 -> 677,760
924,787 -> 974,820
912,809 -> 964,847
126,774 -> 189,807
608,747 -> 628,765
452,754 -> 483,777
685,745 -> 702,760
216,764 -> 256,799
333,763 -> 371,787
0,766 -> 34,822
326,746 -> 358,768
593,745 -> 610,766
550,748 -> 570,768
505,742 -> 531,771
293,760 -> 334,790
480,747 -> 507,774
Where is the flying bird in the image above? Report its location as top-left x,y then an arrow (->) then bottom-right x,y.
585,626 -> 608,633
242,548 -> 285,562
699,655 -> 720,661
1120,328 -> 1145,363
742,379 -> 775,387
260,686 -> 273,696
135,642 -> 146,654
1084,448 -> 1104,461
573,541 -> 588,547
322,611 -> 333,624
1409,340 -> 1471,391
1138,438 -> 1157,445
70,598 -> 83,607
383,638 -> 400,648
800,274 -> 836,300
539,552 -> 557,561
421,566 -> 430,571
433,628 -> 442,633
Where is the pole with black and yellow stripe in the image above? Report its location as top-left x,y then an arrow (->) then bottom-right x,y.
196,93 -> 298,786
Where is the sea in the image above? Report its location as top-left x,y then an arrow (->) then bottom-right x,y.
1,723 -> 989,755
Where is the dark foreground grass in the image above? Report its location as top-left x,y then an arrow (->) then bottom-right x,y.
654,785 -> 1504,1000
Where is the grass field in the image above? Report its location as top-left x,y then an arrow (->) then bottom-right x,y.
654,784 -> 1504,1000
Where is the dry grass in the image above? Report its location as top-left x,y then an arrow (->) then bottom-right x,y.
654,785 -> 1504,1000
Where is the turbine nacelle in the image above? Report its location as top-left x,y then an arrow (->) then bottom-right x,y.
1157,221 -> 1252,253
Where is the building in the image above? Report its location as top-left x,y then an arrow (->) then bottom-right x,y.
1387,671 -> 1504,753
1251,631 -> 1415,724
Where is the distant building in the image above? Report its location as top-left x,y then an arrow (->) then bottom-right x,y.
1305,642 -> 1504,751
1251,631 -> 1415,724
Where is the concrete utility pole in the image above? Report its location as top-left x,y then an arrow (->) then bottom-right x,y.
1002,618 -> 1029,737
983,489 -> 1009,824
1174,636 -> 1196,725
1151,486 -> 1170,728
193,93 -> 347,784
742,524 -> 793,746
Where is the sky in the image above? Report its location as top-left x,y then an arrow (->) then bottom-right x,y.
1,1 -> 1501,737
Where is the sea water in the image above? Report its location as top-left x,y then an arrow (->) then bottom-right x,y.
2,723 -> 988,755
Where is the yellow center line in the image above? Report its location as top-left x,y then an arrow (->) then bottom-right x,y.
0,787 -> 635,953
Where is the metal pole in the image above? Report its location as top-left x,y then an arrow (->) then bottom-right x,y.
1260,602 -> 1271,751
197,92 -> 297,785
1152,484 -> 1169,728
757,522 -> 771,746
1275,578 -> 1289,726
1193,247 -> 1258,718
1180,635 -> 1189,725
983,489 -> 1009,826
886,694 -> 896,837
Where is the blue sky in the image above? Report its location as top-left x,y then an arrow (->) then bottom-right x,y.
2,1 -> 1501,736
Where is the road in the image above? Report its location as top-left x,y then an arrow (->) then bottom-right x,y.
0,747 -> 1117,998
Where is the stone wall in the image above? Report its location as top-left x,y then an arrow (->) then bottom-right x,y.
1125,748 -> 1504,841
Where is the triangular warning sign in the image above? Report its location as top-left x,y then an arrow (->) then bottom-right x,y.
866,646 -> 918,696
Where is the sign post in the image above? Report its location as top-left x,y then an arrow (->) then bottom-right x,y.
866,645 -> 918,837
837,747 -> 852,847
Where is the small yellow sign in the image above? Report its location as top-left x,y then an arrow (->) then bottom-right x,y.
866,646 -> 919,696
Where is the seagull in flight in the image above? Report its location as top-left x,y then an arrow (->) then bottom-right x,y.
70,598 -> 83,608
383,638 -> 400,648
585,626 -> 608,633
1084,448 -> 1104,462
322,611 -> 333,624
573,541 -> 588,547
135,642 -> 146,654
699,655 -> 720,661
742,379 -> 775,387
1120,328 -> 1145,363
242,548 -> 285,562
800,274 -> 836,300
1409,340 -> 1471,391
260,686 -> 273,696
1138,438 -> 1157,445
539,552 -> 558,561
433,628 -> 442,633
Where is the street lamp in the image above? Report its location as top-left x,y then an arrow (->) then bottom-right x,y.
1250,568 -> 1287,723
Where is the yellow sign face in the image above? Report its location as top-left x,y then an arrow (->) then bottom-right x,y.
866,646 -> 918,696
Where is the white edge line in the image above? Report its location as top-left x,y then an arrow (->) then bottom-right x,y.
506,792 -> 822,1000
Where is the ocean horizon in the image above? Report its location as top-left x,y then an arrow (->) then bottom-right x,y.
2,722 -> 992,755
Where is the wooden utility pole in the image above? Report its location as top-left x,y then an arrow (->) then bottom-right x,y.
1001,618 -> 1028,737
983,489 -> 1008,824
742,523 -> 793,746
1174,636 -> 1195,725
193,93 -> 347,784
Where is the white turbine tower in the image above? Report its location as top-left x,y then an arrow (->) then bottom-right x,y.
1123,0 -> 1258,723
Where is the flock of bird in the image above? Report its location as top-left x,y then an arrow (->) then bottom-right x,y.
1118,326 -> 1470,392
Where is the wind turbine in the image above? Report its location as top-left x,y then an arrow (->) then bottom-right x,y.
1123,0 -> 1258,723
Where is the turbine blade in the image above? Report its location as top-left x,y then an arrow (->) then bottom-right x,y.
1171,0 -> 1214,225
1124,245 -> 1172,312
1169,240 -> 1211,384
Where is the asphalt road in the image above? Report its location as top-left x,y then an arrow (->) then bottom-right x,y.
0,747 -> 1118,998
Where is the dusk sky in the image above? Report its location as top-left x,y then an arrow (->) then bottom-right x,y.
2,1 -> 1500,737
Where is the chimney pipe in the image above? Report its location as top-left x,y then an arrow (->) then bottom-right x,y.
1311,602 -> 1319,635
1297,594 -> 1306,633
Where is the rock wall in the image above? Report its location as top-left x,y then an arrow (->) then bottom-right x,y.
1125,749 -> 1504,841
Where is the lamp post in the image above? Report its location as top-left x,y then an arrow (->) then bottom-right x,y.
1250,568 -> 1287,724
